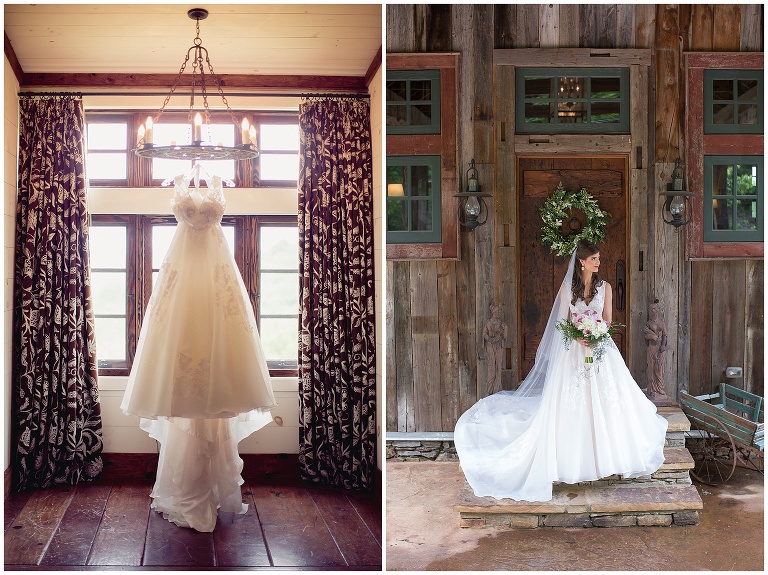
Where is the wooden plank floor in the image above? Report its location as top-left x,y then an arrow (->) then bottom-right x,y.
4,460 -> 381,571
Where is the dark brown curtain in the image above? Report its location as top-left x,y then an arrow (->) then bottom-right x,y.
13,95 -> 103,490
298,98 -> 376,490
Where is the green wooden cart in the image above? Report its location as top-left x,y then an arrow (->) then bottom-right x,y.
680,383 -> 764,486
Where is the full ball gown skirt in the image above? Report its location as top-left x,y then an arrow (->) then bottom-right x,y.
121,174 -> 277,531
454,283 -> 668,502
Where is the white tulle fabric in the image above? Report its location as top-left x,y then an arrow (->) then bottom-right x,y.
121,172 -> 276,531
454,251 -> 668,502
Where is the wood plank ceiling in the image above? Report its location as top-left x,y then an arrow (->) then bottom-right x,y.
4,3 -> 381,79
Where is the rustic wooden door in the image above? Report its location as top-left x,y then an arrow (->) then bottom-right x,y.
517,155 -> 628,379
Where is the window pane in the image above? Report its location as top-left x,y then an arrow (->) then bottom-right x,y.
738,79 -> 758,100
712,103 -> 734,124
386,199 -> 406,231
261,124 -> 299,151
713,79 -> 733,100
88,123 -> 127,150
153,157 -> 191,181
410,105 -> 433,126
591,77 -> 621,99
153,123 -> 192,146
91,272 -> 126,315
412,200 -> 432,231
261,273 -> 299,315
591,102 -> 621,123
198,159 -> 235,181
261,153 -> 299,181
89,226 -> 126,268
386,80 -> 407,102
87,152 -> 127,180
410,80 -> 432,101
260,226 -> 298,270
712,198 -> 733,229
736,199 -> 758,230
260,317 -> 298,364
386,104 -> 408,126
712,164 -> 733,195
736,164 -> 758,195
524,77 -> 551,99
207,124 -> 235,147
410,165 -> 432,197
738,104 -> 759,125
152,225 -> 178,268
95,317 -> 126,361
525,102 -> 551,124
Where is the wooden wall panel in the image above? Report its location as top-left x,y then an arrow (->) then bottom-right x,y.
392,261 -> 414,431
689,5 -> 714,51
711,261 -> 747,390
385,262 -> 398,432
494,4 -> 516,50
689,261 -> 713,397
616,4 -> 636,49
654,5 -> 680,163
740,5 -> 764,51
515,4 -> 540,48
385,4 -> 415,52
438,260 -> 460,429
539,4 -> 559,49
713,4 -> 741,51
634,4 -> 656,49
744,260 -> 764,397
558,4 -> 580,48
410,261 -> 441,431
425,5 -> 452,52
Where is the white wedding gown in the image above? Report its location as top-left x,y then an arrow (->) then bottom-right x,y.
121,172 -> 277,531
454,282 -> 668,502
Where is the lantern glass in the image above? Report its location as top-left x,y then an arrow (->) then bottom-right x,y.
670,196 -> 686,216
465,195 -> 481,217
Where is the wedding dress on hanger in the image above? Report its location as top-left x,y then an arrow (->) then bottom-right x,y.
121,163 -> 276,531
454,251 -> 668,502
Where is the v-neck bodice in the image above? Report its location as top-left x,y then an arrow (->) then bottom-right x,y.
171,174 -> 225,229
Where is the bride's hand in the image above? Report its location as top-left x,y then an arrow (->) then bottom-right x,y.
577,338 -> 590,347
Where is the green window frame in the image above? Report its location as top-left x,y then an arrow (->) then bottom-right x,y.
386,155 -> 442,244
386,70 -> 441,135
703,155 -> 763,242
516,67 -> 629,133
704,70 -> 763,134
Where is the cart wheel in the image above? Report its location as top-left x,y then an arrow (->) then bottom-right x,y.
686,412 -> 737,486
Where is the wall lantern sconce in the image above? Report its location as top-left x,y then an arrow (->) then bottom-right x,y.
453,159 -> 492,230
660,158 -> 695,229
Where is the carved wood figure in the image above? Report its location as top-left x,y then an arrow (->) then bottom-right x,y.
643,299 -> 669,403
484,304 -> 508,396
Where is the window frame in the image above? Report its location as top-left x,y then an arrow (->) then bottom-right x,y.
386,52 -> 459,260
515,67 -> 630,134
386,69 -> 442,135
703,69 -> 763,135
84,111 -> 299,189
684,52 -> 764,259
386,155 -> 442,244
90,213 -> 299,377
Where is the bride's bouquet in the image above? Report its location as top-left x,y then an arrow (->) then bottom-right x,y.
555,309 -> 623,364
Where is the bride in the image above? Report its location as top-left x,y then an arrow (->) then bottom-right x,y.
454,240 -> 668,502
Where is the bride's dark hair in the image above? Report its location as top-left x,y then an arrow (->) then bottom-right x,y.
571,239 -> 603,305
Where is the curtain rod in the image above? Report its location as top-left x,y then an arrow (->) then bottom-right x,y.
18,91 -> 370,99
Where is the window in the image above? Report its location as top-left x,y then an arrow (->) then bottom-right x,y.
684,53 -> 763,258
89,215 -> 299,376
386,156 -> 441,243
386,70 -> 441,135
704,156 -> 763,242
386,53 -> 459,260
515,68 -> 629,133
704,70 -> 763,134
85,112 -> 299,187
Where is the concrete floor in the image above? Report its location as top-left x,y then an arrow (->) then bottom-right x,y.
386,461 -> 763,571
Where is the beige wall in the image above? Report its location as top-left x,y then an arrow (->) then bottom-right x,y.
4,56 -> 19,471
369,64 -> 383,469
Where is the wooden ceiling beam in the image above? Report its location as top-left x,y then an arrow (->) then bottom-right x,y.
4,33 -> 24,84
364,45 -> 383,87
19,72 -> 369,93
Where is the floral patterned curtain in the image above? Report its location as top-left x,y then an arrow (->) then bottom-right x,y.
13,95 -> 103,490
298,98 -> 376,490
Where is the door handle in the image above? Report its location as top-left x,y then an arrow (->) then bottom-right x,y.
615,259 -> 626,311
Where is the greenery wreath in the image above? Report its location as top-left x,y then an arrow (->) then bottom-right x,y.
539,182 -> 611,258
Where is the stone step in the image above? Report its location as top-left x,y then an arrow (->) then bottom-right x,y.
455,482 -> 703,529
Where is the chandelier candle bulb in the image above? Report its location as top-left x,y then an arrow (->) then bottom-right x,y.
145,117 -> 153,144
241,118 -> 250,145
170,140 -> 176,147
249,125 -> 257,146
137,125 -> 145,146
193,113 -> 203,143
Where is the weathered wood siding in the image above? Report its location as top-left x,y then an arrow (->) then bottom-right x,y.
386,4 -> 764,432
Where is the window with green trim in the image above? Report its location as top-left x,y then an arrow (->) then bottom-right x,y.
386,70 -> 441,135
704,155 -> 763,242
704,70 -> 763,134
386,156 -> 441,244
516,68 -> 629,133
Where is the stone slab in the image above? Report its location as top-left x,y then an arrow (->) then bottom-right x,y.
657,407 -> 690,432
455,482 -> 587,514
659,447 -> 695,470
587,484 -> 703,513
637,513 -> 674,527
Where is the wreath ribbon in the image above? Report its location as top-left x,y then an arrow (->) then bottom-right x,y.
539,182 -> 611,258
